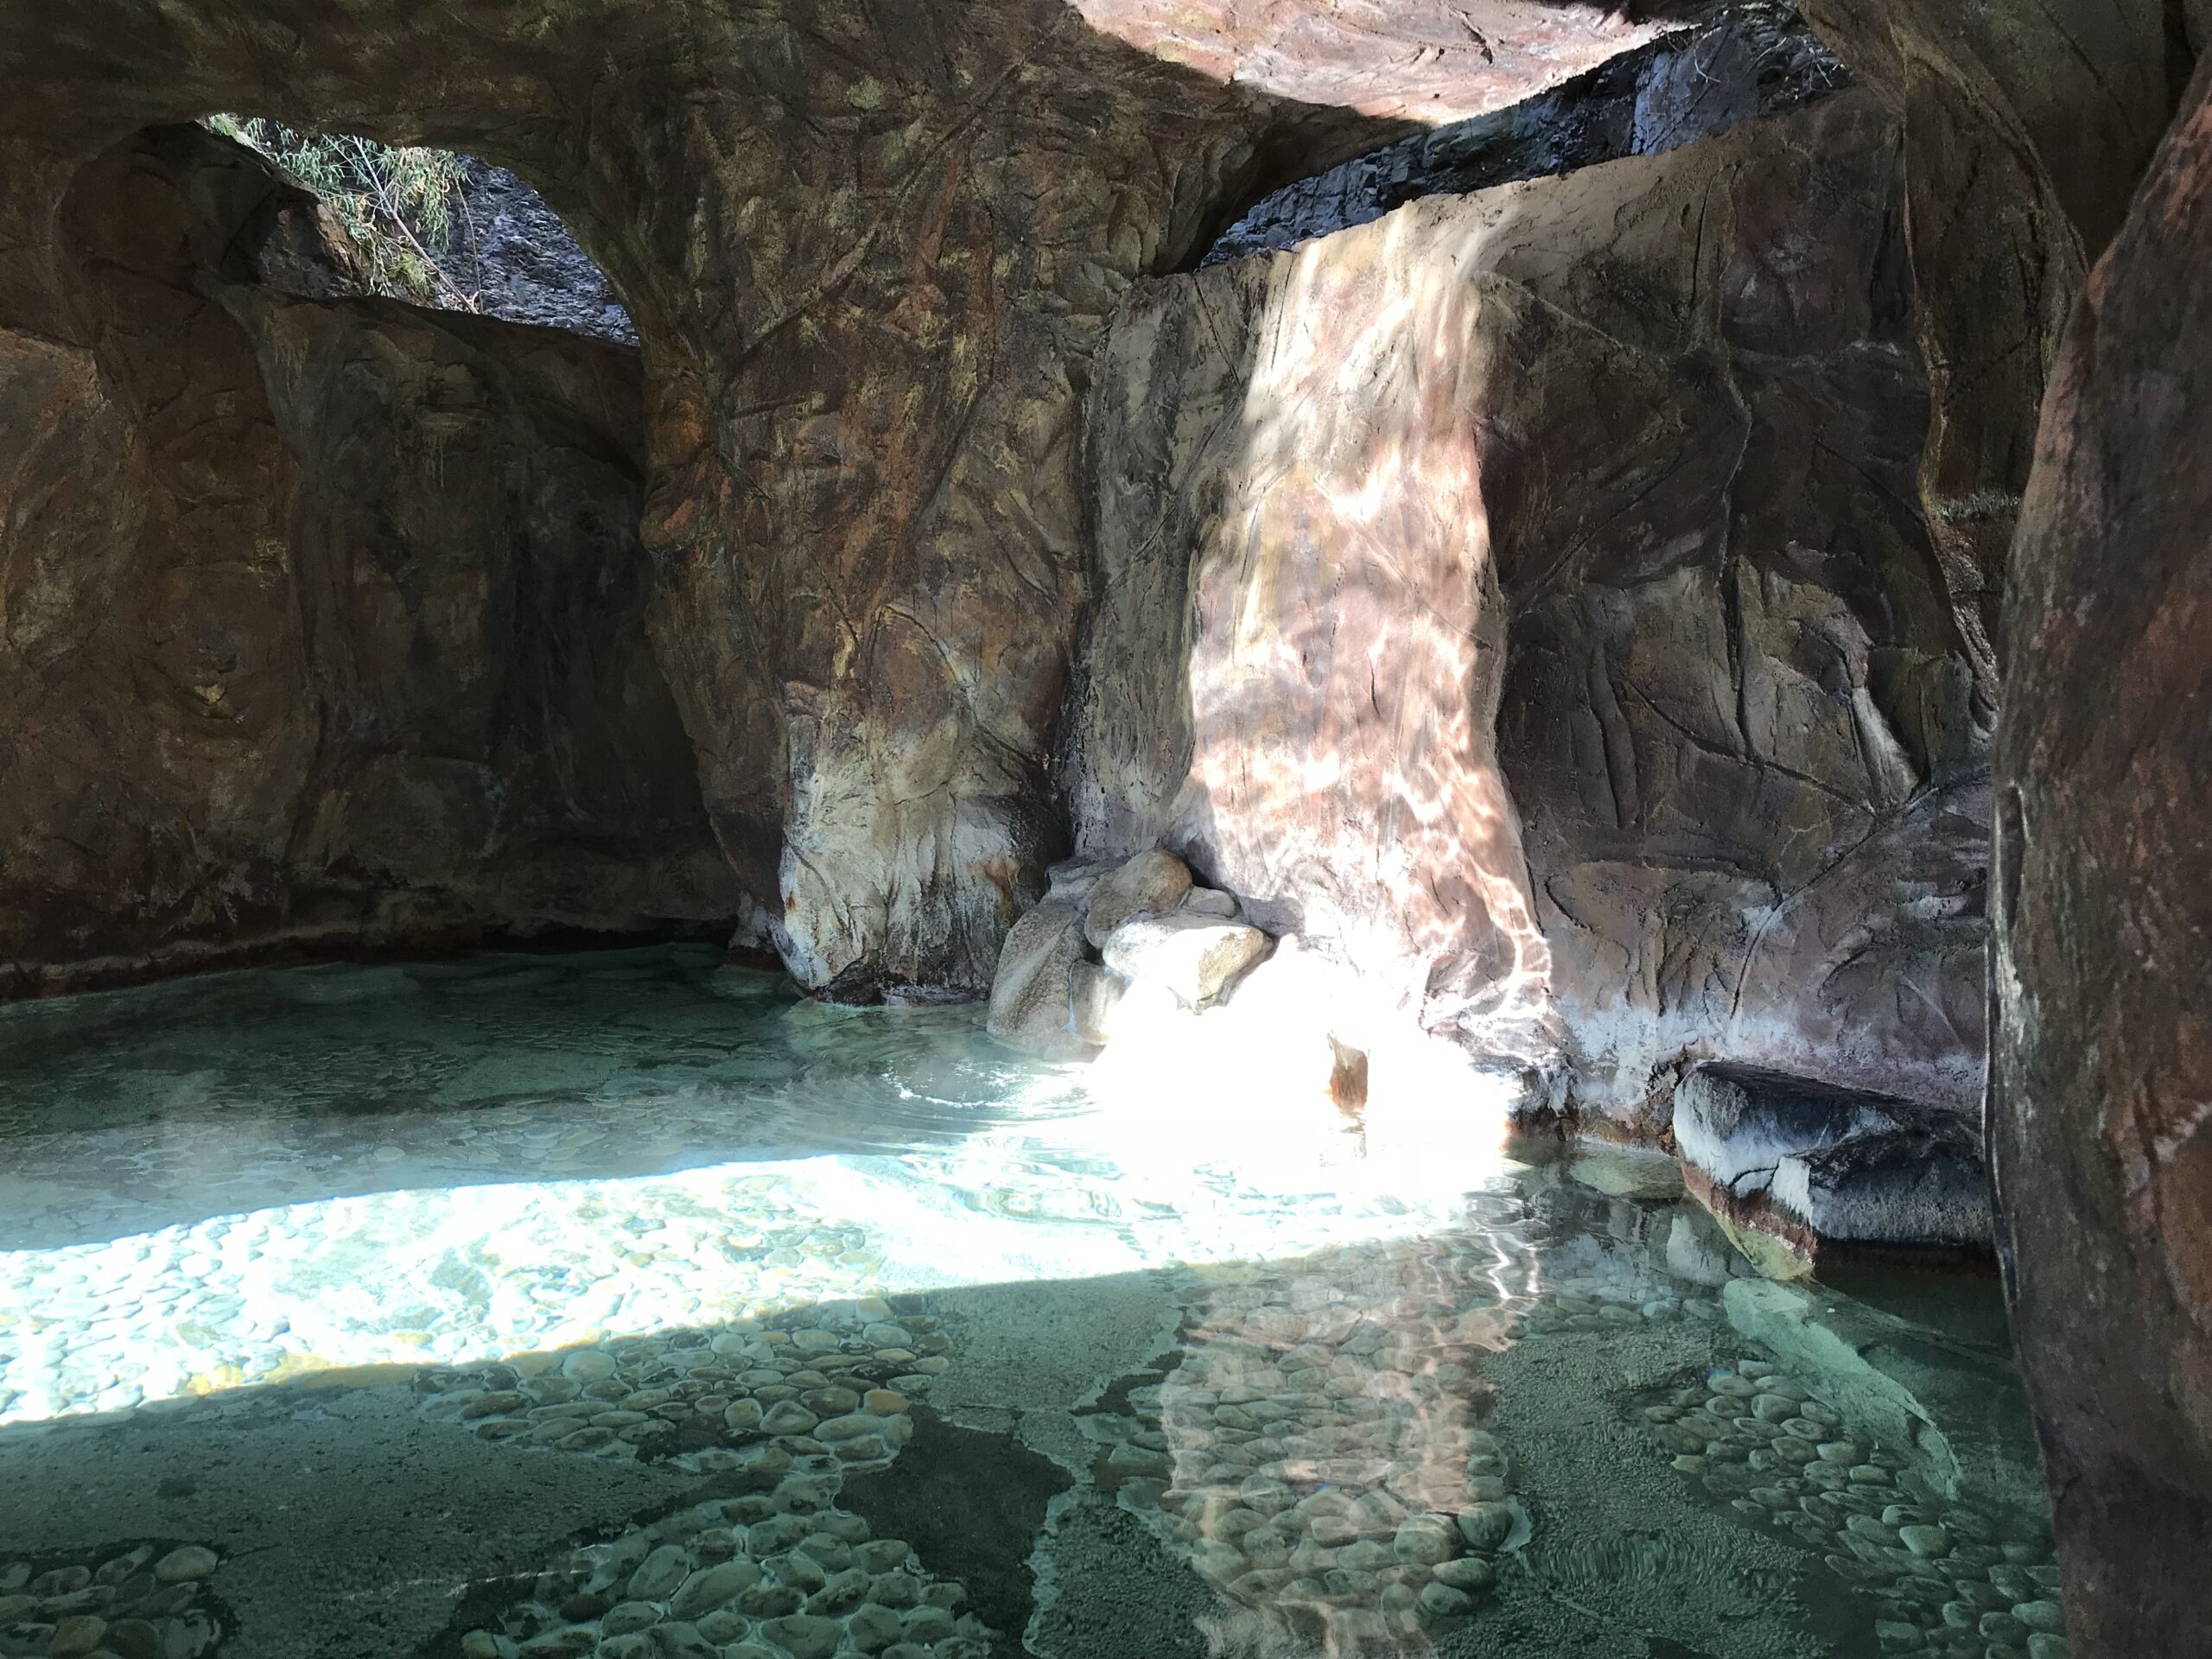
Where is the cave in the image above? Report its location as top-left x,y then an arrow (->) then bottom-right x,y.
0,2 -> 2207,1656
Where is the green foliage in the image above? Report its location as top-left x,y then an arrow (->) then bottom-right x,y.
207,115 -> 474,307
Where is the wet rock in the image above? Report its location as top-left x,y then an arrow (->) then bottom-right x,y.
670,1562 -> 760,1619
1453,1504 -> 1514,1552
149,1550 -> 213,1586
1390,1516 -> 1459,1567
1675,1064 -> 1991,1250
759,1613 -> 842,1659
627,1545 -> 690,1601
1099,915 -> 1269,1008
1065,87 -> 1986,1121
1068,962 -> 1128,1047
1431,1556 -> 1495,1593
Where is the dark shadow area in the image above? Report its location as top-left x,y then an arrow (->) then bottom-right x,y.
0,124 -> 745,1006
0,1175 -> 2055,1659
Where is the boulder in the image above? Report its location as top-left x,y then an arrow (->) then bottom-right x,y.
1100,913 -> 1269,1007
1179,887 -> 1240,919
1044,857 -> 1120,907
1673,1064 -> 1990,1251
984,902 -> 1090,1058
1083,849 -> 1193,948
1768,1123 -> 1990,1249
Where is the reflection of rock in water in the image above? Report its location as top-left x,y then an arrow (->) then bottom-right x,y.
1099,1234 -> 1541,1650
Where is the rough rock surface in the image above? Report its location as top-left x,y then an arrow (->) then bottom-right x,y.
1674,1065 -> 1989,1251
438,157 -> 639,345
0,0 -> 1729,1001
1082,848 -> 1192,948
1206,3 -> 1850,264
1065,91 -> 1988,1124
1800,0 -> 2209,710
0,126 -> 740,994
1992,58 -> 2212,1655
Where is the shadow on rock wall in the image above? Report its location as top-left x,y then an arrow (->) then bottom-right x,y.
0,125 -> 742,995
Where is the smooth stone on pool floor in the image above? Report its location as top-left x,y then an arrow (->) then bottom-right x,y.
152,1547 -> 216,1583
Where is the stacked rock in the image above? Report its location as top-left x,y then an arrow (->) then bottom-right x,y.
985,849 -> 1268,1057
418,1300 -> 944,1474
0,1543 -> 222,1659
1641,1360 -> 2066,1658
455,1491 -> 990,1659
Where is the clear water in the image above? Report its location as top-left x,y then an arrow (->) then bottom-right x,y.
0,946 -> 2062,1659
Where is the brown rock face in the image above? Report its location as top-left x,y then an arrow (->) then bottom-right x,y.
0,127 -> 741,994
0,0 -> 1699,1001
1993,60 -> 2212,1655
1066,91 -> 1989,1123
1800,0 -> 2206,709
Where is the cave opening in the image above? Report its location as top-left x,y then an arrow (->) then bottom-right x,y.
204,117 -> 639,344
2,0 -> 2209,1653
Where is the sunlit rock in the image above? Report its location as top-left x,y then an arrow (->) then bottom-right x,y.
1068,961 -> 1128,1047
1098,913 -> 1268,1009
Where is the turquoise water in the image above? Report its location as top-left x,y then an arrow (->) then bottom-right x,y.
0,947 -> 2060,1658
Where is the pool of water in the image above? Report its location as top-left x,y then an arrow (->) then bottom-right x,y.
0,946 -> 2062,1659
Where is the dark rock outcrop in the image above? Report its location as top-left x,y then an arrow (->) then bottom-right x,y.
1064,89 -> 1988,1126
0,125 -> 741,995
438,157 -> 639,345
1675,1064 -> 1989,1255
1992,58 -> 2212,1655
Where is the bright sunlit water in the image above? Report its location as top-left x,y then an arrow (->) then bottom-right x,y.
0,947 -> 2061,1659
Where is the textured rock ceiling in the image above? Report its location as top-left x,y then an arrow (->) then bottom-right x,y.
1068,0 -> 1714,123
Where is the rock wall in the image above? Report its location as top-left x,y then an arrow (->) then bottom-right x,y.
1992,60 -> 2212,1655
0,0 -> 1694,1002
1799,0 -> 2206,711
0,126 -> 741,995
1065,90 -> 1989,1127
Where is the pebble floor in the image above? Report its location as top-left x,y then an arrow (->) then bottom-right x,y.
0,947 -> 2063,1659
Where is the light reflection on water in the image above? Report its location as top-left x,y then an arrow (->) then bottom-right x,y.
0,947 -> 2057,1659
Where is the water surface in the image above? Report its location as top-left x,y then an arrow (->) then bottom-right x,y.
0,947 -> 2061,1659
